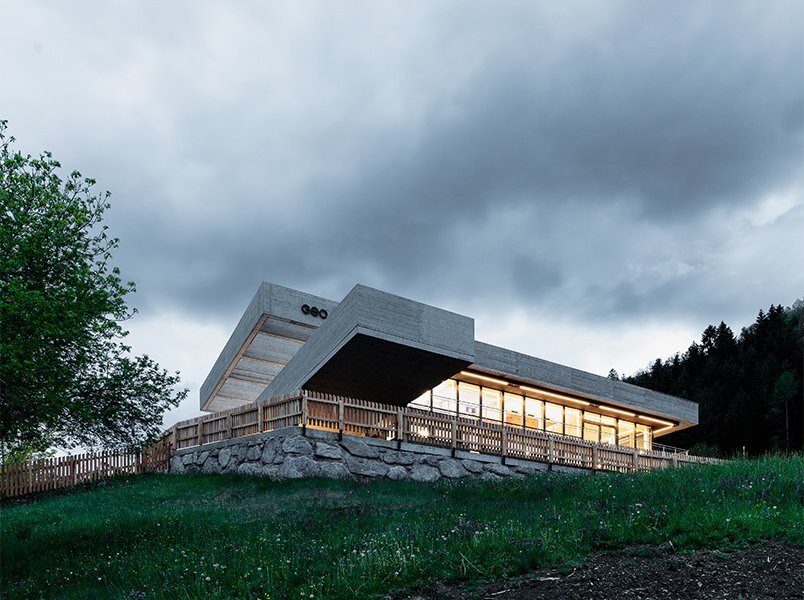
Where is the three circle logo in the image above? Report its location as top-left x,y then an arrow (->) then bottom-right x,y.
301,304 -> 328,319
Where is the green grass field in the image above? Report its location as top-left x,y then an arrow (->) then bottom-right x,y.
2,456 -> 802,599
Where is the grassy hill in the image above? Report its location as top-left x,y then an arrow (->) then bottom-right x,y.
2,456 -> 802,599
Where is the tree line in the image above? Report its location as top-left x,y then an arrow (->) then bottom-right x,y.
623,302 -> 803,456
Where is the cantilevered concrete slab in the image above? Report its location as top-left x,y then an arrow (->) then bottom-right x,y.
258,285 -> 475,405
200,282 -> 339,412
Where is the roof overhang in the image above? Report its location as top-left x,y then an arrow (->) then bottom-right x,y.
257,284 -> 475,405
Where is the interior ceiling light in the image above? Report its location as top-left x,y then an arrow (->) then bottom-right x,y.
600,406 -> 636,417
639,415 -> 675,427
519,385 -> 591,406
652,425 -> 675,435
459,371 -> 509,386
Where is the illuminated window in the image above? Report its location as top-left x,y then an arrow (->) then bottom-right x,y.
635,424 -> 652,450
432,380 -> 457,415
583,412 -> 600,442
618,420 -> 635,448
504,392 -> 524,427
458,382 -> 481,418
600,415 -> 617,445
410,389 -> 431,411
525,396 -> 544,430
545,402 -> 563,434
482,388 -> 502,423
565,408 -> 582,438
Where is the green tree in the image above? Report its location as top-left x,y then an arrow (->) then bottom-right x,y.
0,121 -> 187,456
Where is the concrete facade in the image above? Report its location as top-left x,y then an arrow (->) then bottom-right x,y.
200,281 -> 698,437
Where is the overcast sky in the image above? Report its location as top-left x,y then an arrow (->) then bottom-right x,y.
2,1 -> 802,426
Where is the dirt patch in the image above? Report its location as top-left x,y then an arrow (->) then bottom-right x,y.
396,541 -> 803,599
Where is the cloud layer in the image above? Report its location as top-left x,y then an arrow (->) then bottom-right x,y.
2,1 -> 802,421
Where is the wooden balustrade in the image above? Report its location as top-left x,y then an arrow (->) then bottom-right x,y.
166,389 -> 723,474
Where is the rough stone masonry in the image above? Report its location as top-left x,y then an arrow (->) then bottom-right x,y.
168,426 -> 590,483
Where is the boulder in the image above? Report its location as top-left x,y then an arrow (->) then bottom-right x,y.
319,461 -> 352,480
315,442 -> 343,460
386,466 -> 408,481
237,462 -> 262,476
279,456 -> 319,479
261,439 -> 277,464
282,436 -> 313,456
484,463 -> 512,477
169,455 -> 185,474
345,455 -> 388,478
246,444 -> 262,462
341,437 -> 380,459
410,465 -> 440,483
218,447 -> 233,468
195,451 -> 210,466
461,459 -> 484,474
439,459 -> 468,479
382,451 -> 416,466
201,458 -> 220,473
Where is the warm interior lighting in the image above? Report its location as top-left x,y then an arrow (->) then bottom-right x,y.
460,371 -> 509,386
519,385 -> 591,405
600,406 -> 636,417
639,415 -> 675,427
652,425 -> 674,435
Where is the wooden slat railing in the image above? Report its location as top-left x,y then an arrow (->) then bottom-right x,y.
167,390 -> 723,473
0,439 -> 172,499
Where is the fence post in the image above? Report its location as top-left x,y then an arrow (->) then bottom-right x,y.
338,399 -> 345,439
500,427 -> 507,465
451,420 -> 457,457
592,445 -> 599,470
548,438 -> 555,464
301,392 -> 307,435
226,413 -> 233,440
632,449 -> 639,472
70,455 -> 78,487
197,417 -> 204,446
396,410 -> 404,448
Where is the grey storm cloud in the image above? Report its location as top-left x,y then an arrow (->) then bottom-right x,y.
3,0 -> 802,329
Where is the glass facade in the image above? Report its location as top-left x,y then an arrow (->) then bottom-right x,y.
409,377 -> 656,450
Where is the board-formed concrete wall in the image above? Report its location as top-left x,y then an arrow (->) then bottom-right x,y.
169,427 -> 591,483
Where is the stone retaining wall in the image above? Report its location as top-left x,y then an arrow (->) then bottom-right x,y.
169,426 -> 591,482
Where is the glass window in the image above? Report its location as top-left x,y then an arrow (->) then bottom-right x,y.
618,420 -> 635,448
410,389 -> 431,410
482,388 -> 502,423
432,380 -> 457,415
524,396 -> 544,431
636,424 -> 652,450
504,392 -> 523,427
565,408 -> 582,438
458,382 -> 481,419
583,412 -> 600,442
600,415 -> 617,445
545,402 -> 563,434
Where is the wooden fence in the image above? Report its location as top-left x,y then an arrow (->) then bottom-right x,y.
0,439 -> 172,499
169,390 -> 722,472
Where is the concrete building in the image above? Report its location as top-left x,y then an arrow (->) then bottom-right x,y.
200,282 -> 697,452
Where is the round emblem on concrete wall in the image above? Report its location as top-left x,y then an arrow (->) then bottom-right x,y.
301,304 -> 328,319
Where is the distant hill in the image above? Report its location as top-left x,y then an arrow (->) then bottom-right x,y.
624,301 -> 803,456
